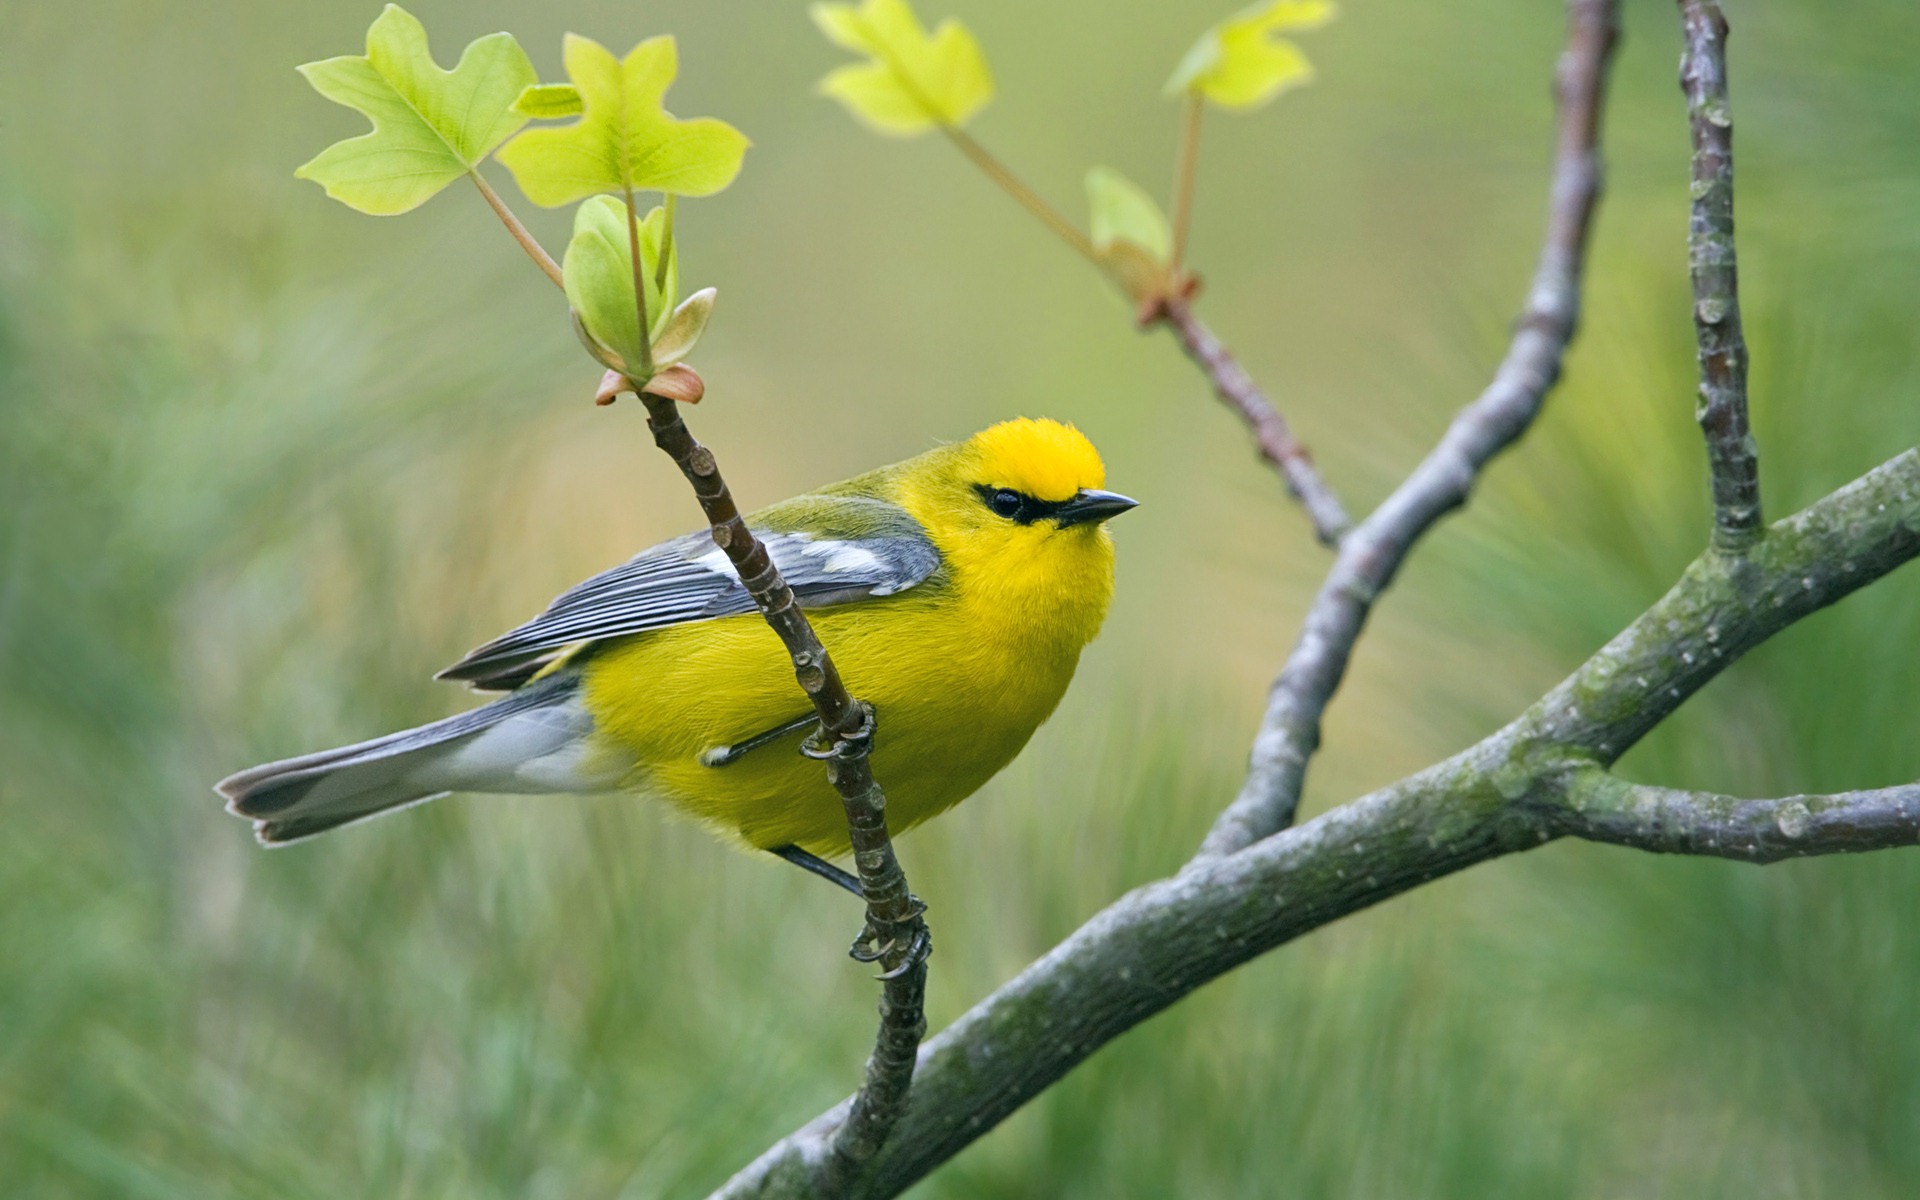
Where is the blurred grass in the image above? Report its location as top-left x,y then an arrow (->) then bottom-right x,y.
3,0 -> 1919,1196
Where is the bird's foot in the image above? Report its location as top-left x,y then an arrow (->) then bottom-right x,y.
849,894 -> 931,979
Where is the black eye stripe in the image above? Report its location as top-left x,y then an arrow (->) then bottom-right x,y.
974,484 -> 1066,525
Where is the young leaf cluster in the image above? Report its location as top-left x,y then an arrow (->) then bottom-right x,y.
294,4 -> 749,388
812,0 -> 1337,307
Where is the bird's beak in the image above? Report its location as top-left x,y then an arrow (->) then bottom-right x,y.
1055,488 -> 1139,527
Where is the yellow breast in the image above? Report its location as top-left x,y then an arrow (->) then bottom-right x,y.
579,529 -> 1114,856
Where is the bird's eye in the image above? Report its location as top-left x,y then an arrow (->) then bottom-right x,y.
988,488 -> 1024,519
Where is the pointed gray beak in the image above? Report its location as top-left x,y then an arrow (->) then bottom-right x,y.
1055,488 -> 1140,527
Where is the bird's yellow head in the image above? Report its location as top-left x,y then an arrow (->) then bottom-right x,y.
893,418 -> 1136,649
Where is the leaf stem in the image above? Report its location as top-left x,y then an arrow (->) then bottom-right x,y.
655,193 -> 678,295
1169,93 -> 1203,272
839,9 -> 1092,264
941,127 -> 1099,264
623,187 -> 656,378
467,170 -> 563,289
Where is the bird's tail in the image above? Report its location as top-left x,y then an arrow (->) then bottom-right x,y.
215,672 -> 618,845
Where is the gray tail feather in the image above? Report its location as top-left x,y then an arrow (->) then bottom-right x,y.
215,673 -> 585,845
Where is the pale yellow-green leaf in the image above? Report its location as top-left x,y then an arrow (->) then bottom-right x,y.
294,4 -> 537,215
1087,167 -> 1172,262
650,287 -> 717,367
1166,0 -> 1336,111
513,83 -> 583,119
496,34 -> 750,207
563,197 -> 680,378
810,0 -> 993,136
1086,167 -> 1174,303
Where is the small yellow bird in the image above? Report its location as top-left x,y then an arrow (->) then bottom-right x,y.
217,418 -> 1134,881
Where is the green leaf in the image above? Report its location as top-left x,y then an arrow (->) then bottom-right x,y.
1086,168 -> 1171,263
1086,168 -> 1174,303
1166,0 -> 1336,111
514,83 -> 583,119
811,0 -> 993,136
293,5 -> 537,215
564,196 -> 680,378
496,34 -> 750,207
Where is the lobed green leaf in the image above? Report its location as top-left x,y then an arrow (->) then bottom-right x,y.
496,34 -> 750,207
1167,0 -> 1335,111
294,4 -> 536,215
811,0 -> 993,136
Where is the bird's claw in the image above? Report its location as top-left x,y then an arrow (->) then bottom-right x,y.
848,894 -> 930,978
801,703 -> 877,761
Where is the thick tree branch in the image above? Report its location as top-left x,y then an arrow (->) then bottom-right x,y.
1679,0 -> 1763,551
1562,771 -> 1920,863
630,386 -> 928,1181
1156,297 -> 1352,545
1196,0 -> 1620,858
717,450 -> 1920,1199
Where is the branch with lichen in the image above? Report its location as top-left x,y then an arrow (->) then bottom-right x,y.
716,442 -> 1920,1200
707,3 -> 1920,1195
1560,773 -> 1920,863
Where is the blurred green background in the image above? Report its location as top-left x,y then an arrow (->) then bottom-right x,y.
3,0 -> 1918,1195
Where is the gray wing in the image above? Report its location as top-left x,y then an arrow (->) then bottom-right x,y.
439,498 -> 942,690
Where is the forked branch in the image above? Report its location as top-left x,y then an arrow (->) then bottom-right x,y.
711,2 -> 1913,1196
718,450 -> 1920,1199
1197,0 -> 1620,856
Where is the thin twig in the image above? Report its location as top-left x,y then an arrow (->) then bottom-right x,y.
1678,0 -> 1763,551
936,116 -> 1349,544
628,387 -> 929,1183
1155,297 -> 1351,545
714,449 -> 1920,1199
1194,0 -> 1620,858
467,170 -> 563,289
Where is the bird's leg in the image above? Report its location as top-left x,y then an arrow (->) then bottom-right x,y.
700,713 -> 817,767
796,705 -> 933,976
770,843 -> 864,897
769,844 -> 932,976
